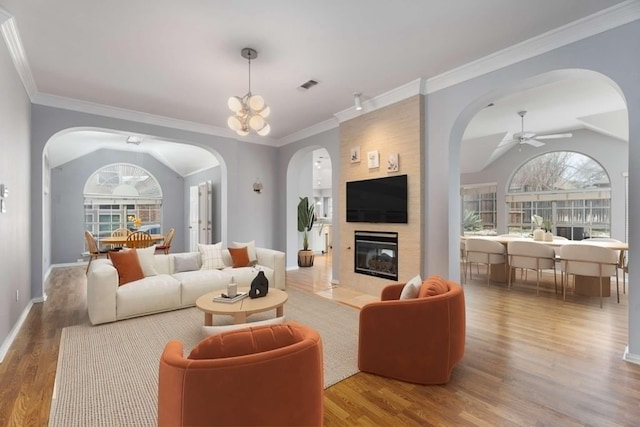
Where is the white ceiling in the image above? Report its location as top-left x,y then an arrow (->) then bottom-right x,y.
0,0 -> 632,175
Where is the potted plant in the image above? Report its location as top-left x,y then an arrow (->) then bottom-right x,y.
297,196 -> 316,267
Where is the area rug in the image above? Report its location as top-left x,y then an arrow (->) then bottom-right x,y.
49,288 -> 360,427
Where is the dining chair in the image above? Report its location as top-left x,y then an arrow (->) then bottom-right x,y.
507,240 -> 557,295
109,227 -> 130,250
155,228 -> 175,254
586,238 -> 625,294
126,230 -> 153,248
559,244 -> 619,308
465,238 -> 506,285
84,230 -> 109,273
460,239 -> 467,284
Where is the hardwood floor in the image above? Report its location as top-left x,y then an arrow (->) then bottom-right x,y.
2,255 -> 640,426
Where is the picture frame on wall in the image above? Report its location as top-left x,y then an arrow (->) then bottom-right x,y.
367,151 -> 380,169
387,153 -> 399,172
350,146 -> 361,163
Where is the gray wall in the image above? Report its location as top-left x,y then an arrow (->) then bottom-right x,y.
0,28 -> 31,352
31,105 -> 280,301
425,21 -> 640,356
461,129 -> 627,239
50,149 -> 186,263
184,166 -> 222,245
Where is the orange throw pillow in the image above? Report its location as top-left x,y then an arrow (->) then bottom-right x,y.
228,246 -> 251,268
418,275 -> 449,298
109,249 -> 144,286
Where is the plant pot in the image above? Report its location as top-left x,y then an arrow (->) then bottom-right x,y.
298,250 -> 314,267
544,231 -> 553,241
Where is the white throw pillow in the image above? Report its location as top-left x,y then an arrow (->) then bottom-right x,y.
199,242 -> 226,270
399,274 -> 422,300
200,316 -> 286,338
232,240 -> 257,263
136,245 -> 158,277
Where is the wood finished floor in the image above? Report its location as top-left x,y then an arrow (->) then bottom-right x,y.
2,254 -> 640,426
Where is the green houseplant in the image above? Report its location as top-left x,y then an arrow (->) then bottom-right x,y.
297,196 -> 316,266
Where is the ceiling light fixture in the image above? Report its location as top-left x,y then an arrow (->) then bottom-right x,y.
227,48 -> 271,136
354,92 -> 362,111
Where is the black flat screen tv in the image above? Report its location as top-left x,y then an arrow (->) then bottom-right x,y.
346,174 -> 408,223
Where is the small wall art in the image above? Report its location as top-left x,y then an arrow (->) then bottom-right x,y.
367,151 -> 380,169
387,153 -> 399,172
350,146 -> 361,163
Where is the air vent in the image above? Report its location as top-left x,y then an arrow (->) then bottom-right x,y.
299,79 -> 319,90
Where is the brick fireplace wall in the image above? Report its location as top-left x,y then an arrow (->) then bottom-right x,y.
339,95 -> 424,296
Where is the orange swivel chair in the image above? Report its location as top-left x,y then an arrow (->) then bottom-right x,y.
158,322 -> 324,427
358,276 -> 466,385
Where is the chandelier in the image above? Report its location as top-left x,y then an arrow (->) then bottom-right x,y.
227,48 -> 271,136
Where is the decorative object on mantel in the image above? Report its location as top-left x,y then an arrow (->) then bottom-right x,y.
367,150 -> 380,169
350,146 -> 360,163
227,47 -> 271,136
532,214 -> 544,241
249,270 -> 269,298
387,153 -> 399,172
297,196 -> 316,267
253,179 -> 263,193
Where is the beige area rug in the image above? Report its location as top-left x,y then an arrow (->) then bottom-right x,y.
49,288 -> 360,427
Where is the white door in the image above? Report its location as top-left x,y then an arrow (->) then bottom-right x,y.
189,185 -> 199,251
198,181 -> 213,244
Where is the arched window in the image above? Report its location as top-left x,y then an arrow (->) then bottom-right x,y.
506,152 -> 611,239
84,163 -> 163,242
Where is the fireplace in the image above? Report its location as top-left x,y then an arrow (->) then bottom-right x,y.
354,231 -> 398,280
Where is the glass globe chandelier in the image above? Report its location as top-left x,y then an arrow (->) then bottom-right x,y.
227,48 -> 271,136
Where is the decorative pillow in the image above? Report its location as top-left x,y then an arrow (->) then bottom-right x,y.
199,242 -> 225,270
109,249 -> 144,286
189,323 -> 302,360
136,245 -> 158,277
200,316 -> 286,338
228,246 -> 251,268
399,274 -> 422,300
174,253 -> 201,273
418,275 -> 449,298
232,240 -> 257,263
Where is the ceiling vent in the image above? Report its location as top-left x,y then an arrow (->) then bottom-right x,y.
299,79 -> 319,90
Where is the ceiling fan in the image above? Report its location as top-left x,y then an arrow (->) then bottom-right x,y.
505,110 -> 573,147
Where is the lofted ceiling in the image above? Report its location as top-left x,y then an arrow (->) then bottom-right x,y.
0,0 -> 633,175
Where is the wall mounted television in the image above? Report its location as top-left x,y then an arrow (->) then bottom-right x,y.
346,174 -> 408,223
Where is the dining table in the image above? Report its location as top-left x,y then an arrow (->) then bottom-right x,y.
461,235 -> 628,297
99,234 -> 166,246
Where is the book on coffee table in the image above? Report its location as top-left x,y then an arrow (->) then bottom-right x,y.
213,291 -> 249,303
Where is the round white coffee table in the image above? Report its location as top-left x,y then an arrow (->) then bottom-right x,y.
195,287 -> 288,326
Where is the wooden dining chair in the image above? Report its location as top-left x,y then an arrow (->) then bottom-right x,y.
84,230 -> 109,273
126,230 -> 153,248
155,228 -> 175,254
109,227 -> 130,250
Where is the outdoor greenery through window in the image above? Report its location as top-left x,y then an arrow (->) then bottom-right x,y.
461,184 -> 497,235
506,151 -> 610,238
83,163 -> 163,246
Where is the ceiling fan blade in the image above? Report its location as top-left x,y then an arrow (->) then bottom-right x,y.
535,132 -> 573,140
525,139 -> 546,148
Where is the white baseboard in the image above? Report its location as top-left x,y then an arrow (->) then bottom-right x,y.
623,346 -> 640,365
0,299 -> 35,363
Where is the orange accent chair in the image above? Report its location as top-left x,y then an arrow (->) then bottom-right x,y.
358,277 -> 466,385
158,322 -> 324,427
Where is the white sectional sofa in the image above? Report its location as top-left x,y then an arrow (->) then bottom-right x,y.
87,247 -> 285,325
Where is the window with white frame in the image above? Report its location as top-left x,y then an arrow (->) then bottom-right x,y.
83,163 -> 163,247
461,184 -> 497,235
506,151 -> 611,239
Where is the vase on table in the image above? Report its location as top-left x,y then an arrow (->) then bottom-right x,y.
544,231 -> 553,242
533,227 -> 545,241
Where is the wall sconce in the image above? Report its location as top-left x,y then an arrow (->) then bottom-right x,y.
253,179 -> 263,194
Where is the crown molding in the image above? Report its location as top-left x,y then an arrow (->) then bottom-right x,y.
427,0 -> 640,94
334,78 -> 426,123
0,13 -> 37,98
31,92 -> 278,146
276,117 -> 339,147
